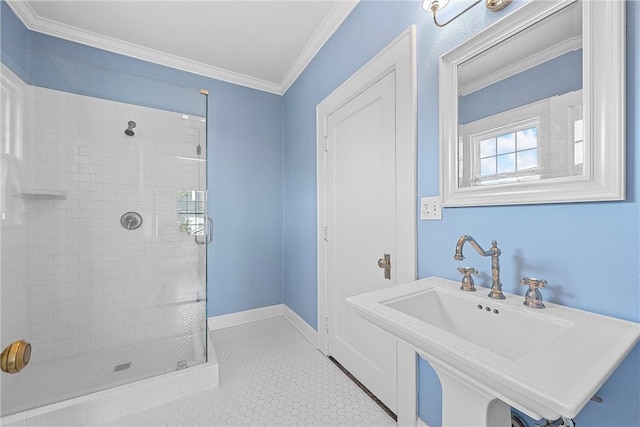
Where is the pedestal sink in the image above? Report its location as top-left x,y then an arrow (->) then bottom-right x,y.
346,277 -> 639,426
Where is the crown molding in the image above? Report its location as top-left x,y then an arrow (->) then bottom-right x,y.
459,35 -> 582,96
5,0 -> 37,26
5,0 -> 359,96
279,0 -> 359,94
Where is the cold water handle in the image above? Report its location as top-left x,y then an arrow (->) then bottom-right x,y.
521,277 -> 547,309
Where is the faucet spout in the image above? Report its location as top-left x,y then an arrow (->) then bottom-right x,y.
454,235 -> 505,299
454,235 -> 495,259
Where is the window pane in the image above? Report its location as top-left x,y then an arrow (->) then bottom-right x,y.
574,141 -> 583,165
517,127 -> 538,150
496,133 -> 515,155
574,119 -> 583,142
481,157 -> 496,176
480,138 -> 496,158
497,153 -> 516,174
177,189 -> 205,235
517,148 -> 537,170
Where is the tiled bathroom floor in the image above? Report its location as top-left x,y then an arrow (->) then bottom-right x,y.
106,316 -> 397,427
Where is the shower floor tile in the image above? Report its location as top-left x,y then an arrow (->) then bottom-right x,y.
107,316 -> 397,427
1,301 -> 207,416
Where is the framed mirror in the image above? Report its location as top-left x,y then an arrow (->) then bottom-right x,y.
439,0 -> 625,207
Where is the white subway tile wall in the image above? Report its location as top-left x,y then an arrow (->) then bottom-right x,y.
1,66 -> 208,415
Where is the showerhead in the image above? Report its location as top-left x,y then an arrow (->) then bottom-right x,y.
124,120 -> 136,136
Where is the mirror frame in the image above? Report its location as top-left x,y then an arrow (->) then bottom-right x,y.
439,0 -> 625,207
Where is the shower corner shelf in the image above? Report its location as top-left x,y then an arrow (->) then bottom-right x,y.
14,189 -> 66,199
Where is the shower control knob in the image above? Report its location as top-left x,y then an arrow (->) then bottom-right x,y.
120,212 -> 143,230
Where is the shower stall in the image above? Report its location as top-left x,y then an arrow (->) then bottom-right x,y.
0,46 -> 211,419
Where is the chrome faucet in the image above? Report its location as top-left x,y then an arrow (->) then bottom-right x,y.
454,235 -> 505,299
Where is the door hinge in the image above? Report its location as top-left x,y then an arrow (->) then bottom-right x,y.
325,316 -> 329,334
323,136 -> 328,152
323,226 -> 328,242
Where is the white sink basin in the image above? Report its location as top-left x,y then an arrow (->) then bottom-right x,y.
385,288 -> 571,361
347,277 -> 639,422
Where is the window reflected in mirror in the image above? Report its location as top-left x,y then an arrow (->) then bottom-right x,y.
476,127 -> 538,185
459,89 -> 583,188
177,189 -> 205,236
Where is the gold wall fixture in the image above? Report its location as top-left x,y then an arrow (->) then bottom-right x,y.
1,340 -> 31,374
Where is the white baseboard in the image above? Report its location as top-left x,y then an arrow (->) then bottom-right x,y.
207,304 -> 319,350
283,304 -> 319,348
417,416 -> 429,427
208,304 -> 284,330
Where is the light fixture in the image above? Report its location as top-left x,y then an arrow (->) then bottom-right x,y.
423,0 -> 512,27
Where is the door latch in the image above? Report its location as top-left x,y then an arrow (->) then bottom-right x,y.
377,253 -> 391,280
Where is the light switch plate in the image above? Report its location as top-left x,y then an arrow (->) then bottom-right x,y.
420,196 -> 442,220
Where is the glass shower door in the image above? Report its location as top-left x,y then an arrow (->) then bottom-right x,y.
0,48 -> 208,416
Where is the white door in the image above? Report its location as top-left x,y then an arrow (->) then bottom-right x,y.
326,71 -> 398,412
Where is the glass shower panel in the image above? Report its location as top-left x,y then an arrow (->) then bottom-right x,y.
0,47 -> 208,416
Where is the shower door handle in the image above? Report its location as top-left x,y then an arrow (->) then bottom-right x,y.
195,217 -> 214,245
206,217 -> 213,244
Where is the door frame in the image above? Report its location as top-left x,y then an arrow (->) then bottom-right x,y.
316,25 -> 417,355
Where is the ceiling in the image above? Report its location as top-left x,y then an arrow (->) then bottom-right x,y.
6,0 -> 359,95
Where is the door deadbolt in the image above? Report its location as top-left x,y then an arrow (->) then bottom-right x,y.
1,340 -> 31,374
377,254 -> 391,280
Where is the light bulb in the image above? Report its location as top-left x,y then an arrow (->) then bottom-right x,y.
423,0 -> 451,13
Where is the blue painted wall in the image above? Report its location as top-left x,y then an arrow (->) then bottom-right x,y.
1,1 -> 284,317
283,1 -> 639,426
0,1 -> 28,79
459,49 -> 583,124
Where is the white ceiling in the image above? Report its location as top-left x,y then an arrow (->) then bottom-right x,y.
6,0 -> 359,95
